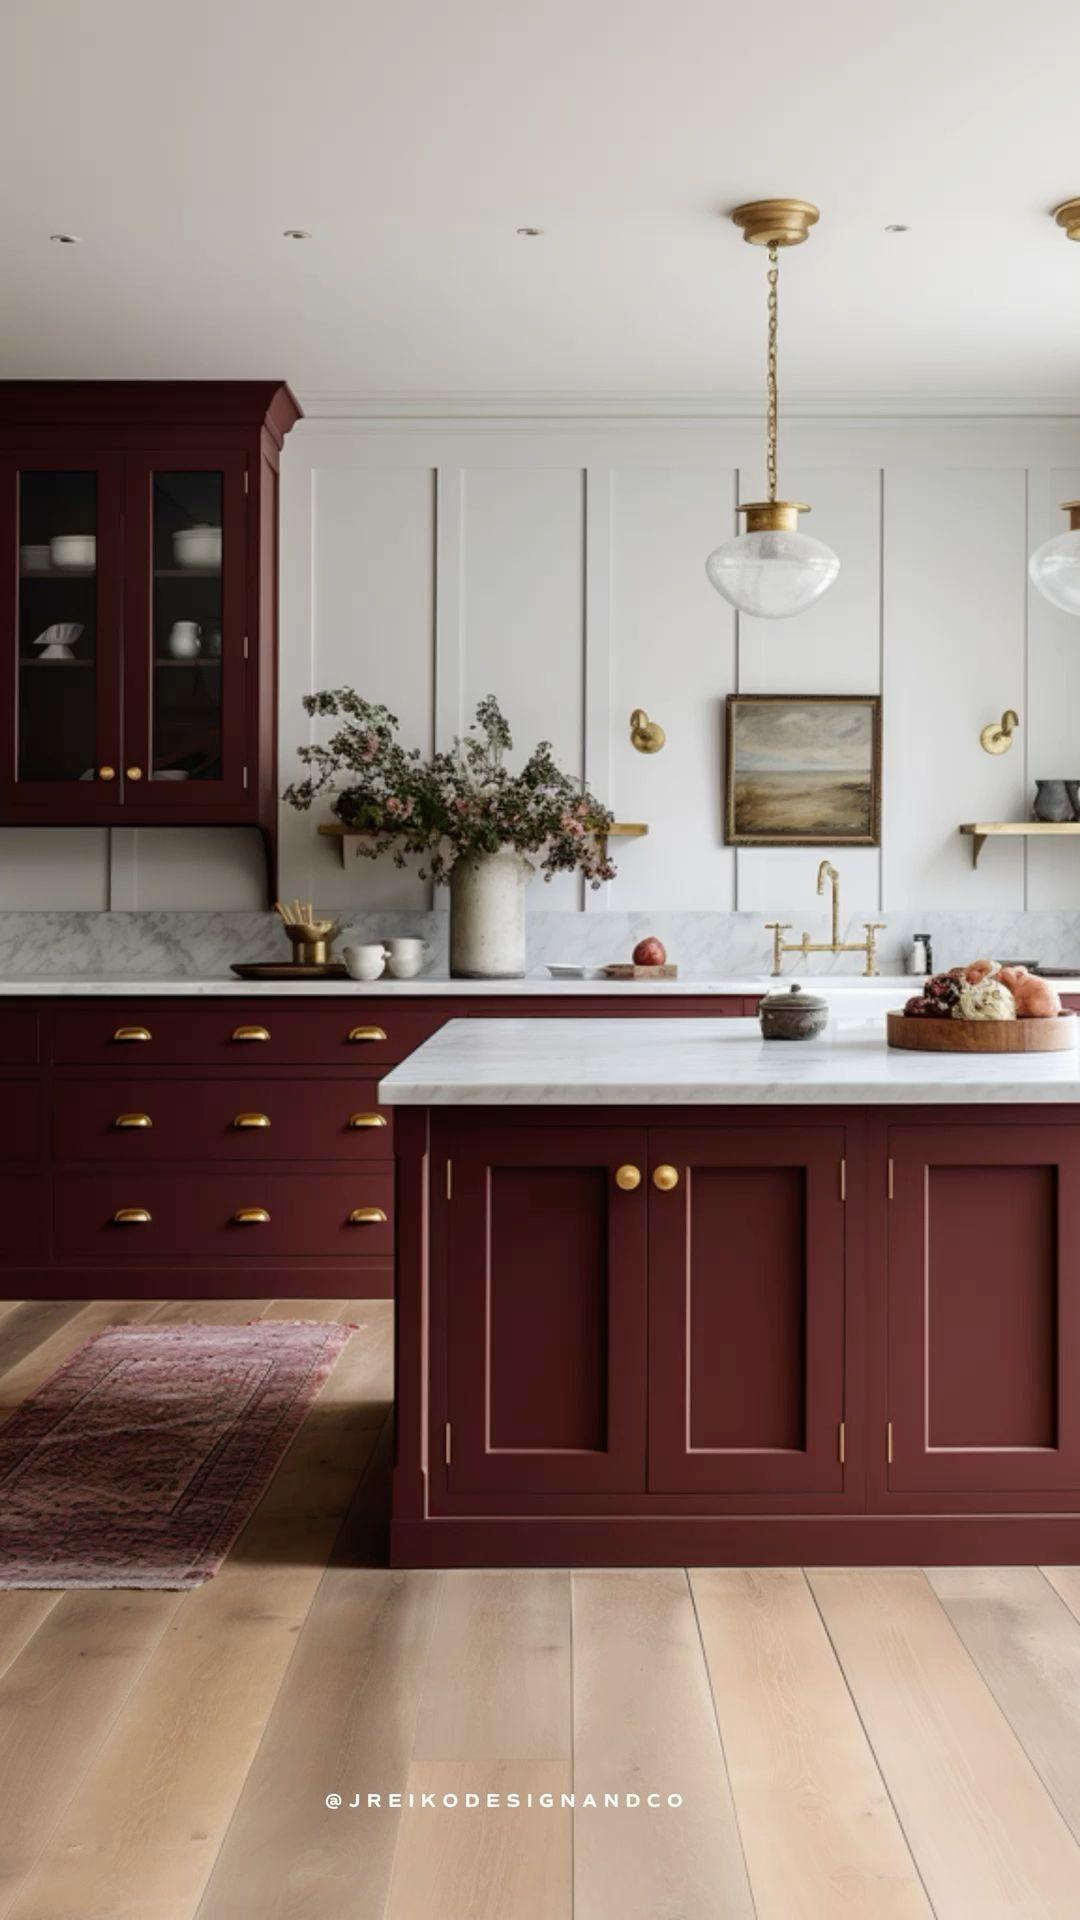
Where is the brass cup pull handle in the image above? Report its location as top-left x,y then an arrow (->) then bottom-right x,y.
113,1025 -> 152,1043
232,1113 -> 271,1130
347,1026 -> 387,1043
98,764 -> 116,781
233,1207 -> 271,1225
348,1112 -> 387,1129
232,1026 -> 270,1042
125,766 -> 143,781
615,1164 -> 642,1191
348,1207 -> 388,1225
652,1164 -> 680,1192
113,1207 -> 152,1224
114,1113 -> 152,1129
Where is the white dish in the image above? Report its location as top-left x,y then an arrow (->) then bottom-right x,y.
32,621 -> 83,661
547,963 -> 589,979
50,534 -> 96,570
173,525 -> 222,569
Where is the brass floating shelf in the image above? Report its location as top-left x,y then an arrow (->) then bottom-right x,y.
959,821 -> 1080,869
318,821 -> 648,868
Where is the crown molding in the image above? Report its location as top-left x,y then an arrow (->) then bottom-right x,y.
296,389 -> 1080,423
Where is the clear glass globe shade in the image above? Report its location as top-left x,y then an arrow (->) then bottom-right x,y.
1029,530 -> 1080,614
705,528 -> 840,619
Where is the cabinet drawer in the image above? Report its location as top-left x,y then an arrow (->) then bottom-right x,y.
0,1008 -> 39,1065
55,1172 -> 395,1261
53,1078 -> 391,1162
50,1001 -> 445,1067
0,1082 -> 43,1161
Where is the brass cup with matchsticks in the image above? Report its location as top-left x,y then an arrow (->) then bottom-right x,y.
274,900 -> 342,968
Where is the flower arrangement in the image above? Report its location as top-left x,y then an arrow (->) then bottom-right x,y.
283,689 -> 617,887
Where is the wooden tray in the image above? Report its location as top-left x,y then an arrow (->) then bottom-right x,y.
602,963 -> 678,980
231,961 -> 349,980
886,1010 -> 1077,1053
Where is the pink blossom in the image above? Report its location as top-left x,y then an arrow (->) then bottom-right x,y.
560,811 -> 585,838
360,733 -> 380,762
385,795 -> 403,816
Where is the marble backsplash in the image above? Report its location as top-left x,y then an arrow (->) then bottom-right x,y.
3,908 -> 1080,978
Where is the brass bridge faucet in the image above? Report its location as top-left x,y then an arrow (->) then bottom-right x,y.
765,861 -> 885,977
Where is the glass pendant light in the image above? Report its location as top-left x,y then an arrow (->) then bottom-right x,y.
706,199 -> 840,620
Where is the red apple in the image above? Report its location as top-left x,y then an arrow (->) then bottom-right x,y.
633,936 -> 666,967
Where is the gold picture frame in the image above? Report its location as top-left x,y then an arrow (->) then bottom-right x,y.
724,694 -> 882,847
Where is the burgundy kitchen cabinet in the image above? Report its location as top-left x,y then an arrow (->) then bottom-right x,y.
440,1123 -> 649,1494
0,383 -> 300,892
647,1126 -> 846,1497
886,1122 -> 1080,1499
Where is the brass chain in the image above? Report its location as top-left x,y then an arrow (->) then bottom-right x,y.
766,242 -> 779,503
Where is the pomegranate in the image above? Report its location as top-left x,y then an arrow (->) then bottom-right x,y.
632,936 -> 666,967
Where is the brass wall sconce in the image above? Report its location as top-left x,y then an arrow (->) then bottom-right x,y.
629,708 -> 666,754
980,709 -> 1019,755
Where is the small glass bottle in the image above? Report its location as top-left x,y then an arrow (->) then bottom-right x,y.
908,934 -> 931,976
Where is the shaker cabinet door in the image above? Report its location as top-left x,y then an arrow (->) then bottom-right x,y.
647,1126 -> 848,1497
887,1124 -> 1080,1496
443,1125 -> 649,1494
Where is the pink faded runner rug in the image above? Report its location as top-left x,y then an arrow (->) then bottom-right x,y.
0,1320 -> 354,1589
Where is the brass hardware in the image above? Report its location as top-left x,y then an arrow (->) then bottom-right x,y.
615,1164 -> 642,1191
980,710 -> 1019,756
731,198 -> 820,248
1053,200 -> 1080,243
348,1112 -> 387,1129
113,1207 -> 151,1224
125,765 -> 143,781
767,868 -> 884,977
887,1421 -> 894,1465
98,764 -> 116,781
629,708 -> 666,755
232,1113 -> 271,1129
652,1164 -> 680,1192
347,1025 -> 387,1043
233,1207 -> 271,1224
1062,500 -> 1080,532
445,1421 -> 452,1466
113,1025 -> 152,1043
839,1159 -> 846,1202
838,1421 -> 846,1466
446,1159 -> 453,1200
232,1025 -> 270,1042
348,1207 -> 388,1225
887,1157 -> 894,1201
113,1113 -> 152,1129
737,501 -> 811,535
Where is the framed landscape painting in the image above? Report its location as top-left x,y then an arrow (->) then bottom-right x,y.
725,694 -> 882,847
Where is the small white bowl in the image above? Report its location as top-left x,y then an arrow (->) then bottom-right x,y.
173,525 -> 222,569
50,534 -> 96,570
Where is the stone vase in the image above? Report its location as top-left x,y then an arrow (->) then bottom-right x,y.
1034,779 -> 1073,822
449,849 -> 533,978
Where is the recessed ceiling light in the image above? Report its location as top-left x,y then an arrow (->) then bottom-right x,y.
885,223 -> 910,233
283,228 -> 311,240
49,232 -> 81,244
516,227 -> 544,237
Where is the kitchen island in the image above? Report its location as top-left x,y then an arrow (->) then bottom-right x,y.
380,1016 -> 1080,1567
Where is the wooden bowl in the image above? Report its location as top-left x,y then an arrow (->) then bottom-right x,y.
886,1010 -> 1078,1053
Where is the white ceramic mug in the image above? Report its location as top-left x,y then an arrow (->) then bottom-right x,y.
342,943 -> 388,982
168,620 -> 202,660
385,937 -> 430,979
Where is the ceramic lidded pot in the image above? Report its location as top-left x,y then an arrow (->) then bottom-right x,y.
758,982 -> 830,1041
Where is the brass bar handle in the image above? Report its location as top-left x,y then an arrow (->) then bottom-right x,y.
348,1112 -> 387,1129
113,1207 -> 152,1224
614,1164 -> 642,1191
113,1025 -> 152,1043
348,1207 -> 388,1225
347,1025 -> 387,1043
233,1207 -> 271,1224
232,1113 -> 271,1129
231,1025 -> 270,1042
113,1113 -> 152,1129
652,1164 -> 680,1192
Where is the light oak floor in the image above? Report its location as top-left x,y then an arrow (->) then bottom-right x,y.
2,1302 -> 1080,1918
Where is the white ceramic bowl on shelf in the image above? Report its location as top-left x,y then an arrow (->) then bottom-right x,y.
172,525 -> 221,569
50,534 -> 96,570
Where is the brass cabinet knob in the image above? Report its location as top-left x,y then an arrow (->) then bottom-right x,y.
232,1113 -> 271,1129
233,1207 -> 270,1224
125,765 -> 143,781
348,1207 -> 388,1225
652,1164 -> 680,1191
113,1113 -> 152,1129
98,765 -> 116,781
347,1026 -> 387,1043
113,1207 -> 152,1224
614,1164 -> 642,1191
231,1025 -> 270,1042
348,1112 -> 387,1129
113,1025 -> 152,1043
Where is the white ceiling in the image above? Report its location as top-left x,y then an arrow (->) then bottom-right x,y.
6,0 -> 1080,404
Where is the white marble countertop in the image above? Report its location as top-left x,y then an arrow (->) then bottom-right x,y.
2,972 -> 1078,1000
378,1015 -> 1080,1106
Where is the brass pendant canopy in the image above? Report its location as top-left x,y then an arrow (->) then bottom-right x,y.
731,198 -> 820,247
1053,199 -> 1080,242
736,502 -> 811,534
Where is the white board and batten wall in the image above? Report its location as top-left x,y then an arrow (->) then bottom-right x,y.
4,410 -> 1080,914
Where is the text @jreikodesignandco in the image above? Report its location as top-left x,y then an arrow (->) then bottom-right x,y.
325,1790 -> 684,1811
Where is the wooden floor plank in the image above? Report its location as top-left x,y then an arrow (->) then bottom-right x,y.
0,1595 -> 62,1685
412,1570 -> 571,1763
572,1568 -> 754,1920
929,1567 -> 1080,1845
692,1568 -> 932,1919
809,1568 -> 1080,1919
147,1300 -> 272,1324
0,1302 -> 85,1386
0,1300 -> 163,1424
262,1298 -> 365,1322
3,1320 -> 378,1920
383,1762 -> 572,1920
